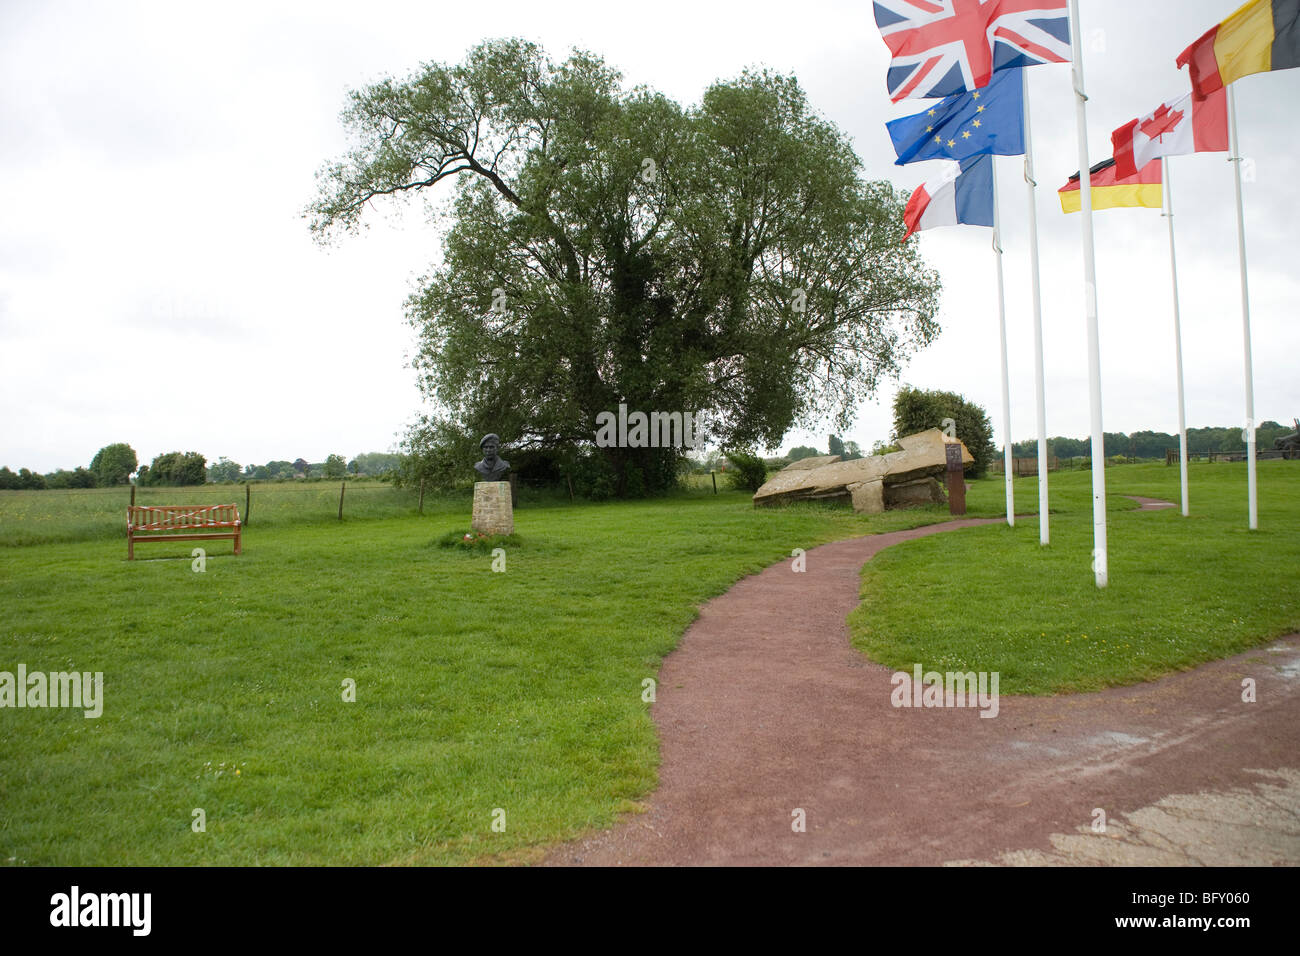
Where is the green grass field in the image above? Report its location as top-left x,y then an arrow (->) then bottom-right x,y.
0,478 -> 1002,865
0,461 -> 1295,865
850,460 -> 1300,694
0,481 -> 427,547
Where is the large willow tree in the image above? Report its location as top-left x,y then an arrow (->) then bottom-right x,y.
309,39 -> 941,494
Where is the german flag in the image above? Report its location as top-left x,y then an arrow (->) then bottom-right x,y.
1177,0 -> 1300,99
1058,158 -> 1162,214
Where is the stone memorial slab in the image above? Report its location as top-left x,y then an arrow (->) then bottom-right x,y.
471,481 -> 514,535
752,428 -> 974,514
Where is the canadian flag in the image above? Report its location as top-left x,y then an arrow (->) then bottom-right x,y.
1110,81 -> 1228,180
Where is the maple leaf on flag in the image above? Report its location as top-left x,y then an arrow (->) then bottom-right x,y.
1140,103 -> 1185,142
1110,86 -> 1228,180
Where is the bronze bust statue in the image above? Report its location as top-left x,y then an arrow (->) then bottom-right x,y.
474,433 -> 510,482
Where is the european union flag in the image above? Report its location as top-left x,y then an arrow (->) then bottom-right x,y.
886,69 -> 1025,166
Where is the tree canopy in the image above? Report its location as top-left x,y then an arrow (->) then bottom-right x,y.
137,451 -> 207,487
310,38 -> 942,494
892,385 -> 995,478
786,445 -> 823,461
207,457 -> 242,483
349,452 -> 402,476
89,443 -> 137,486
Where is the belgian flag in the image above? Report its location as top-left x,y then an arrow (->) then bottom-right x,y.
1178,0 -> 1300,98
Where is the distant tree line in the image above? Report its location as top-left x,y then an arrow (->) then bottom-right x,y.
0,443 -> 403,490
0,466 -> 98,490
224,452 -> 401,482
0,441 -> 138,490
1010,422 -> 1295,460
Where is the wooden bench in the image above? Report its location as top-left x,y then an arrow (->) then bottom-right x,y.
127,504 -> 242,560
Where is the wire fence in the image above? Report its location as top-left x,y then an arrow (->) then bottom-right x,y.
989,456 -> 1063,476
0,480 -> 458,547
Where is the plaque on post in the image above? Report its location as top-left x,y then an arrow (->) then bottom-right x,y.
945,441 -> 966,516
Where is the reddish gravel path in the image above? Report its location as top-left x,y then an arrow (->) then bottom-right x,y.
543,499 -> 1300,866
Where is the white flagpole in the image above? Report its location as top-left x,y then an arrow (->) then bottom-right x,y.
1228,85 -> 1258,530
1162,157 -> 1190,517
992,158 -> 1015,527
1022,68 -> 1049,545
1068,0 -> 1107,587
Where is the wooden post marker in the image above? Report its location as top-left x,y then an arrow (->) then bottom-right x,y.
945,442 -> 966,516
338,481 -> 345,521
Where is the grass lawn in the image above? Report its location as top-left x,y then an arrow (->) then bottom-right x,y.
0,480 -> 425,547
849,460 -> 1300,694
0,479 -> 1001,866
1,462 -> 1294,864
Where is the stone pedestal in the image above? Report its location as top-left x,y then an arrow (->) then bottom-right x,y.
884,476 -> 947,509
846,478 -> 885,514
471,481 -> 514,535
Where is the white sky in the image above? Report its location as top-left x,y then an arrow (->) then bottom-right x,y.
2,0 -> 1297,472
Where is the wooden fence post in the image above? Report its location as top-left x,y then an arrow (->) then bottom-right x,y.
338,481 -> 345,521
566,474 -> 574,502
245,483 -> 251,526
130,484 -> 136,508
418,478 -> 425,514
711,471 -> 717,494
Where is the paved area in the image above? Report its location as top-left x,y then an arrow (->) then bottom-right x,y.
949,767 -> 1300,866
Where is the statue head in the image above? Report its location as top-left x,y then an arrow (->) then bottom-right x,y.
480,433 -> 500,463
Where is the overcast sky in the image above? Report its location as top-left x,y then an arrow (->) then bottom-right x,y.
2,0 -> 1296,473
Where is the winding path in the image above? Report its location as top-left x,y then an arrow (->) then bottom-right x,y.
543,499 -> 1300,866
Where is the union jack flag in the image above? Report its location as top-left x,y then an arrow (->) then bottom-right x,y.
874,1 -> 1071,102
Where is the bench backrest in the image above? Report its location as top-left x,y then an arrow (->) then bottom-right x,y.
127,505 -> 241,531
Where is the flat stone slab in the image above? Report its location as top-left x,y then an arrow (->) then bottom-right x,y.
781,454 -> 842,472
753,428 -> 973,511
847,478 -> 884,515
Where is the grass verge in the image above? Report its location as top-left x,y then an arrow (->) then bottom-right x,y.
849,460 -> 1300,694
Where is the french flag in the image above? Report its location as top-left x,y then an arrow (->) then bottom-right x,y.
902,153 -> 994,242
